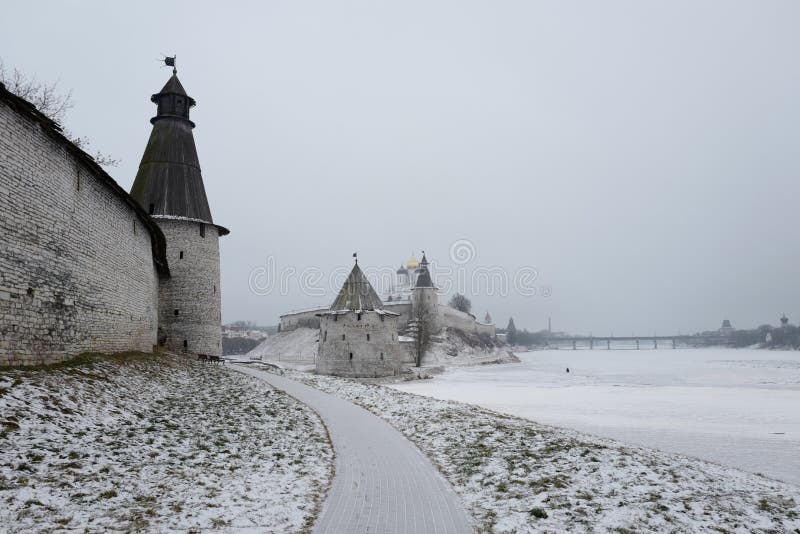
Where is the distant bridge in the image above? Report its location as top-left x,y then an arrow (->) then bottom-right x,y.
546,334 -> 732,350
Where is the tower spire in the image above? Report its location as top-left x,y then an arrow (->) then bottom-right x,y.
130,67 -> 227,234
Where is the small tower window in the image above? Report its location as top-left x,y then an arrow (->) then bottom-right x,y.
349,352 -> 353,360
199,223 -> 205,238
324,330 -> 327,341
174,309 -> 180,316
367,334 -> 370,342
179,251 -> 184,259
213,285 -> 216,293
133,221 -> 137,235
342,334 -> 346,341
380,353 -> 384,360
148,203 -> 155,215
357,313 -> 362,321
183,340 -> 188,348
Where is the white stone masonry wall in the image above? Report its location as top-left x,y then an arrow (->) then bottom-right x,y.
317,312 -> 402,377
156,219 -> 222,356
0,102 -> 159,366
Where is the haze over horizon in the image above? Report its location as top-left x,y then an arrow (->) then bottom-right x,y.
2,1 -> 799,335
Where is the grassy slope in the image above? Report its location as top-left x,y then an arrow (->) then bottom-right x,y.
0,353 -> 332,532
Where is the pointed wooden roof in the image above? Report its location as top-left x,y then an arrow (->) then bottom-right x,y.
330,262 -> 385,312
130,73 -> 228,234
157,74 -> 190,99
414,254 -> 435,288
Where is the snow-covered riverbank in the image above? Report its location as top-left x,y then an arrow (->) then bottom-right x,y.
395,348 -> 800,486
289,370 -> 800,533
0,354 -> 332,532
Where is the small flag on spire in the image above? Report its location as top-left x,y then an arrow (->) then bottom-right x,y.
163,55 -> 177,74
353,252 -> 358,264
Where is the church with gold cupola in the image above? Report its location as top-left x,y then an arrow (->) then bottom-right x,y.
385,253 -> 428,303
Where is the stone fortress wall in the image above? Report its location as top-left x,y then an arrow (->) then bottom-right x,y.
279,299 -> 495,338
279,307 -> 326,332
156,219 -> 222,357
0,90 -> 167,366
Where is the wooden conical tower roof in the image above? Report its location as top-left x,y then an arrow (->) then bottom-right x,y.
130,72 -> 228,234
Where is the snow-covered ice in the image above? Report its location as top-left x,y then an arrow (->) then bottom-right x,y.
0,354 -> 332,532
394,348 -> 800,486
291,369 -> 800,533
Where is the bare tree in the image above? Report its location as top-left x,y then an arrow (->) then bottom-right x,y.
409,300 -> 433,367
0,59 -> 119,167
448,293 -> 472,314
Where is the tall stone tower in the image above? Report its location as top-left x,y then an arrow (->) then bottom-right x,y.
130,71 -> 229,356
411,253 -> 439,333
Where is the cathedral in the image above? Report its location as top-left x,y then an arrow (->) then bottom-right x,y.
385,254 -> 426,303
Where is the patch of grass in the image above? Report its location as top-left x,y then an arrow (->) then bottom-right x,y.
99,489 -> 117,499
16,462 -> 33,472
210,517 -> 228,528
529,507 -> 548,519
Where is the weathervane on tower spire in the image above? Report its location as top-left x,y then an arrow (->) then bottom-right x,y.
163,55 -> 177,74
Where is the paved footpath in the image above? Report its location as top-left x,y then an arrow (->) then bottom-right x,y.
234,365 -> 474,534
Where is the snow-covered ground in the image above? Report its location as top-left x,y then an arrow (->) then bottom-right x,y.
395,348 -> 800,486
0,354 -> 332,532
247,328 -> 318,369
290,370 -> 800,532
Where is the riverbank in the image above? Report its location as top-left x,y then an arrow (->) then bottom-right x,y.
396,348 -> 800,486
289,369 -> 800,533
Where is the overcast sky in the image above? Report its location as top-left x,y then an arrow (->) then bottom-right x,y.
2,1 -> 799,335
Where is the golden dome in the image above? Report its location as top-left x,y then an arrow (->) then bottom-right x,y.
406,255 -> 419,270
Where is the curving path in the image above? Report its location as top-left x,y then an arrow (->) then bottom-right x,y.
234,365 -> 474,534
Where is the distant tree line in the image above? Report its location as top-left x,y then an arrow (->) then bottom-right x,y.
730,321 -> 800,349
448,294 -> 472,314
500,317 -> 550,347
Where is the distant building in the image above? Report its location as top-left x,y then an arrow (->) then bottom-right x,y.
316,259 -> 403,378
385,254 -> 422,302
719,319 -> 734,337
280,251 -> 495,340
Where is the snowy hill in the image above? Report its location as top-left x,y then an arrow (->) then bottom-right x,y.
247,328 -> 319,366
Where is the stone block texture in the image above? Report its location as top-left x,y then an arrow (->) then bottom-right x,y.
156,219 -> 222,356
0,101 -> 159,366
317,312 -> 402,377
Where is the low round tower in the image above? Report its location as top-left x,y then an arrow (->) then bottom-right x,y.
317,258 -> 402,377
130,69 -> 229,356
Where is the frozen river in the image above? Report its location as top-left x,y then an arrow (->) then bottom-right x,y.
392,348 -> 800,486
